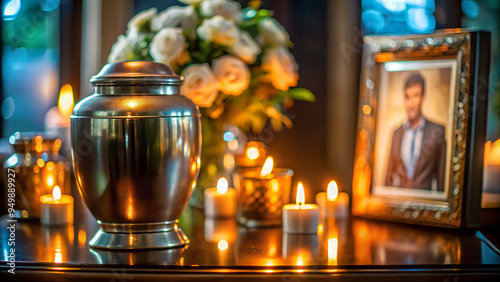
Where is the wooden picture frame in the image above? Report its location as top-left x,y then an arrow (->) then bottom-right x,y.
352,30 -> 491,228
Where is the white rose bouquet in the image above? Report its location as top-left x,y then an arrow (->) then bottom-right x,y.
108,0 -> 314,133
108,0 -> 315,205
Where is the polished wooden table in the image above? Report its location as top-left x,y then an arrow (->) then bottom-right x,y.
1,194 -> 499,281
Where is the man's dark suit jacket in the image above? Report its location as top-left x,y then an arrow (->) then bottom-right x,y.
385,119 -> 446,191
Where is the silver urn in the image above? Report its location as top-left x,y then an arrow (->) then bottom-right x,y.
71,61 -> 201,249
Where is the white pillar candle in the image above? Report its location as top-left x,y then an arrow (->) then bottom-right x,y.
282,182 -> 319,234
204,177 -> 236,218
40,186 -> 74,226
315,180 -> 349,220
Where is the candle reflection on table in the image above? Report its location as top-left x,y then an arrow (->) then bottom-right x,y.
204,218 -> 238,243
41,225 -> 74,263
352,218 -> 460,265
282,233 -> 319,265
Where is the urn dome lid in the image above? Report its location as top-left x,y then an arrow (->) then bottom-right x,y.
90,61 -> 183,85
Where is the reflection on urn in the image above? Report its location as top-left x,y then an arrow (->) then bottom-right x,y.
71,61 -> 201,249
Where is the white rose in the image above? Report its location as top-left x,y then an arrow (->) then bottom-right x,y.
262,47 -> 298,91
149,27 -> 186,66
179,0 -> 202,5
200,0 -> 241,22
108,35 -> 135,63
127,7 -> 157,31
197,16 -> 239,47
181,64 -> 220,108
258,18 -> 289,47
150,6 -> 198,39
228,31 -> 260,63
213,55 -> 250,96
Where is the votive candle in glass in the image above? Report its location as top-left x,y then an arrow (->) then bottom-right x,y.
232,157 -> 293,227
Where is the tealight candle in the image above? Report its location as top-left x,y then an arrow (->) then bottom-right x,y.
204,177 -> 236,218
40,186 -> 74,226
282,182 -> 319,234
315,180 -> 349,220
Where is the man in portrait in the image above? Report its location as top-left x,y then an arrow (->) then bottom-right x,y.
385,73 -> 446,191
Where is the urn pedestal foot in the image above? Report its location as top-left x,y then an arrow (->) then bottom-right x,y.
89,221 -> 190,250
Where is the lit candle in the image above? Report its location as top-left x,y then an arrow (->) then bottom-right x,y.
204,177 -> 236,218
40,186 -> 74,226
315,180 -> 350,220
233,156 -> 293,227
44,84 -> 74,149
282,182 -> 319,234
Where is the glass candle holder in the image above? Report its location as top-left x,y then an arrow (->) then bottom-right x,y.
232,167 -> 293,227
4,132 -> 71,219
234,141 -> 268,168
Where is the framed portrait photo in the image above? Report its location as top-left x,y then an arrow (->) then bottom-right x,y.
352,30 -> 491,228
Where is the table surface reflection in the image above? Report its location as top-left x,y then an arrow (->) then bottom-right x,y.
1,194 -> 500,280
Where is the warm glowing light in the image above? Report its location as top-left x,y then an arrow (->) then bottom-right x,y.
327,180 -> 339,201
126,196 -> 134,220
46,161 -> 55,171
46,175 -> 54,187
247,147 -> 259,160
296,256 -> 304,266
296,182 -> 305,205
318,224 -> 324,234
52,186 -> 61,201
54,249 -> 62,263
260,156 -> 274,177
35,136 -> 43,144
265,259 -> 275,266
362,105 -> 371,115
58,84 -> 74,119
35,143 -> 43,152
78,230 -> 87,245
217,177 -> 229,194
223,153 -> 235,169
37,159 -> 45,167
268,245 -> 277,256
54,139 -> 62,151
218,239 -> 228,250
485,139 -> 500,165
128,101 -> 137,108
228,139 -> 239,151
328,238 -> 338,261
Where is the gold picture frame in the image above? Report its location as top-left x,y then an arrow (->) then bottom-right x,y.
352,30 -> 490,228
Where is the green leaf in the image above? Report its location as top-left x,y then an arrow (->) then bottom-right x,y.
285,88 -> 316,102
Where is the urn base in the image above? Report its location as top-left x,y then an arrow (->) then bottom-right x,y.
89,221 -> 190,250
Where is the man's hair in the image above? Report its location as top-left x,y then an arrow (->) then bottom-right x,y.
404,73 -> 425,95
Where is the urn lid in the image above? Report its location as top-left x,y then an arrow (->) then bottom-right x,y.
73,61 -> 200,118
90,61 -> 183,86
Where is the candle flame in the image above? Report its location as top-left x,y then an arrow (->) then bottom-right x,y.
485,139 -> 500,165
218,239 -> 228,250
296,182 -> 305,205
260,156 -> 274,177
54,249 -> 62,263
52,185 -> 61,201
47,175 -> 54,187
58,84 -> 74,119
296,256 -> 304,266
327,180 -> 339,201
217,177 -> 229,194
247,147 -> 259,160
